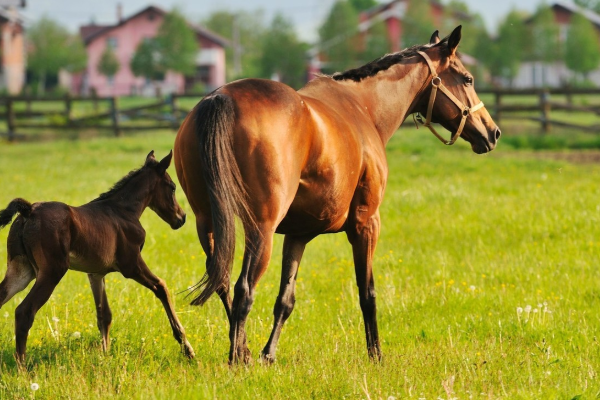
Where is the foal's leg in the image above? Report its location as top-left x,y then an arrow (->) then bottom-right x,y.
14,267 -> 67,363
123,256 -> 195,358
260,234 -> 310,362
0,256 -> 35,308
196,218 -> 232,322
229,225 -> 275,364
87,274 -> 112,352
346,211 -> 382,361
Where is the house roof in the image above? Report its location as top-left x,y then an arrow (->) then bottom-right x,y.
81,5 -> 229,47
552,0 -> 600,28
0,5 -> 25,24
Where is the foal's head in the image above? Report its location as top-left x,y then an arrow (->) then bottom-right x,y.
417,26 -> 501,154
145,150 -> 186,230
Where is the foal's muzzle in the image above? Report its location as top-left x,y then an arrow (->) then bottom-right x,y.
173,213 -> 186,230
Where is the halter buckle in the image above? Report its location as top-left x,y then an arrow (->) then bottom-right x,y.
431,76 -> 441,87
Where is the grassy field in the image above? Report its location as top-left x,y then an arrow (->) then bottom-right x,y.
0,127 -> 599,399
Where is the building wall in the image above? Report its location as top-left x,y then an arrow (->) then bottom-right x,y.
1,21 -> 24,94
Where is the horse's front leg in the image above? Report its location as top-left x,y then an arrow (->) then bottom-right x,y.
87,274 -> 112,352
230,225 -> 275,364
346,210 -> 382,361
121,254 -> 195,359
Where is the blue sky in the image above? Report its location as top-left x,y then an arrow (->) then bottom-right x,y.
23,0 -> 546,40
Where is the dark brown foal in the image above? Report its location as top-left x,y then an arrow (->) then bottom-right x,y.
0,151 -> 194,364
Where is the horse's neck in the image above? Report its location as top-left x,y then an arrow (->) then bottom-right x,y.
354,61 -> 429,144
100,179 -> 152,220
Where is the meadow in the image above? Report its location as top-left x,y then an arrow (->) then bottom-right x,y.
0,126 -> 599,399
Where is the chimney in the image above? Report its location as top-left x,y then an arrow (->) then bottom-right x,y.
116,3 -> 123,23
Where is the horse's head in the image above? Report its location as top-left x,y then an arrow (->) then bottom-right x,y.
145,150 -> 186,230
415,26 -> 500,154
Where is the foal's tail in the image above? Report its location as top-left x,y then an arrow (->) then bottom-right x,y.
189,94 -> 255,306
0,198 -> 32,229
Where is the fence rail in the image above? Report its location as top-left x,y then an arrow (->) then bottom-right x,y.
0,93 -> 206,141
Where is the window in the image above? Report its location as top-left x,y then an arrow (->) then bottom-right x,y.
106,37 -> 118,49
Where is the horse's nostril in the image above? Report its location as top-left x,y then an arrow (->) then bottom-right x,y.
495,128 -> 501,141
181,214 -> 186,225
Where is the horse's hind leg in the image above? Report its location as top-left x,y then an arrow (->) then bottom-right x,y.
261,234 -> 311,362
346,211 -> 382,361
0,256 -> 35,308
87,274 -> 112,352
196,218 -> 232,323
122,258 -> 195,358
229,225 -> 275,364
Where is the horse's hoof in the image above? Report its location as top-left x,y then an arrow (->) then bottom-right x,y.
183,343 -> 195,359
229,347 -> 253,365
259,353 -> 275,365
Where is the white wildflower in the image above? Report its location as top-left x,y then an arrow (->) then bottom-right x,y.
30,383 -> 39,391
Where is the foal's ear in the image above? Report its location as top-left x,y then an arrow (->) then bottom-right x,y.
448,25 -> 462,56
157,150 -> 173,173
145,150 -> 156,166
429,30 -> 440,45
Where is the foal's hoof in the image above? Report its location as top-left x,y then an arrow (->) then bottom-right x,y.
183,342 -> 195,359
368,348 -> 383,363
259,353 -> 275,365
229,347 -> 253,365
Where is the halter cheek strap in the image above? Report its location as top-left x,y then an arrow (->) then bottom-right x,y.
416,50 -> 485,145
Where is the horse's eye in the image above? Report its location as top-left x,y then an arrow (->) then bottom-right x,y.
464,76 -> 473,86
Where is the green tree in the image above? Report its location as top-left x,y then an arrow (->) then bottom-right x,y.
349,0 -> 377,12
530,5 -> 561,63
402,0 -> 436,48
565,12 -> 600,81
97,46 -> 120,82
442,1 -> 487,56
155,8 -> 199,76
259,13 -> 308,89
130,39 -> 164,81
574,0 -> 600,13
360,20 -> 391,62
27,16 -> 87,95
318,0 -> 359,73
203,10 -> 266,80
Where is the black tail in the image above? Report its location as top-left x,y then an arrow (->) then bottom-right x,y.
189,94 -> 255,306
0,198 -> 32,229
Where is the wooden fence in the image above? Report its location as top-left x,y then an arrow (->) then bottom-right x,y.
478,87 -> 600,133
0,93 -> 205,141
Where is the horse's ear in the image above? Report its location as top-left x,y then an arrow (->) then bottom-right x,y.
448,25 -> 462,56
157,150 -> 173,173
145,150 -> 156,166
429,30 -> 440,45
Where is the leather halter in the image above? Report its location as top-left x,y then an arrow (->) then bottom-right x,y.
415,50 -> 485,145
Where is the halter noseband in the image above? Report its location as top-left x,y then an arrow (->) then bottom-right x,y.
415,50 -> 485,145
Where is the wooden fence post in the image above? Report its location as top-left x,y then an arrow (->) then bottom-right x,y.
540,89 -> 551,133
110,96 -> 121,137
494,91 -> 502,123
6,98 -> 15,141
64,94 -> 72,126
170,94 -> 179,129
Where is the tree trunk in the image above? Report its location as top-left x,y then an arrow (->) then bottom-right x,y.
38,70 -> 46,97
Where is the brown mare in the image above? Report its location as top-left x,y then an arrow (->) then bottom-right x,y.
0,151 -> 195,363
174,26 -> 501,363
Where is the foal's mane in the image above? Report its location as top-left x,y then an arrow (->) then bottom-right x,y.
91,160 -> 157,203
332,36 -> 449,83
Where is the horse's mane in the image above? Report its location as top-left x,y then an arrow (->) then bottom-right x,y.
91,160 -> 157,203
332,36 -> 450,83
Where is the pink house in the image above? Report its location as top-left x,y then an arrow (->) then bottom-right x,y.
74,5 -> 228,96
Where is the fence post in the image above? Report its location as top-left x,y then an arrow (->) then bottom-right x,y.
494,91 -> 502,124
6,97 -> 15,141
540,89 -> 551,133
110,96 -> 121,137
169,94 -> 179,129
64,93 -> 72,126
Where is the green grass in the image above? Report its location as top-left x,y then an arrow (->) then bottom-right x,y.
1,129 -> 600,399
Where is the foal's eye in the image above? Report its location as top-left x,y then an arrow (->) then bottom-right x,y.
464,76 -> 473,86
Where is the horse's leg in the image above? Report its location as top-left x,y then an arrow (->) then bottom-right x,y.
346,211 -> 382,361
87,274 -> 112,352
196,218 -> 232,323
229,225 -> 275,364
122,257 -> 195,358
0,256 -> 35,308
14,268 -> 66,363
260,234 -> 311,362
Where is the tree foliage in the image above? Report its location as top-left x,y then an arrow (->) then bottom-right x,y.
155,8 -> 199,76
565,12 -> 600,79
360,20 -> 391,63
530,5 -> 562,63
349,0 -> 377,12
259,13 -> 308,89
402,0 -> 436,48
97,46 -> 120,78
202,10 -> 266,80
318,0 -> 359,73
574,0 -> 600,13
130,39 -> 163,80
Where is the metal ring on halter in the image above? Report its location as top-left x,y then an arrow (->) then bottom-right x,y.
431,76 -> 441,87
462,108 -> 469,117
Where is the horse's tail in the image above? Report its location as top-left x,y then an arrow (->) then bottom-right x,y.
189,94 -> 255,306
0,198 -> 32,230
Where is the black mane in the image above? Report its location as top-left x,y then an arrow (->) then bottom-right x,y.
332,37 -> 449,83
90,161 -> 155,203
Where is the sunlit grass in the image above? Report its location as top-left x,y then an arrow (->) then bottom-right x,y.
0,129 -> 599,399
